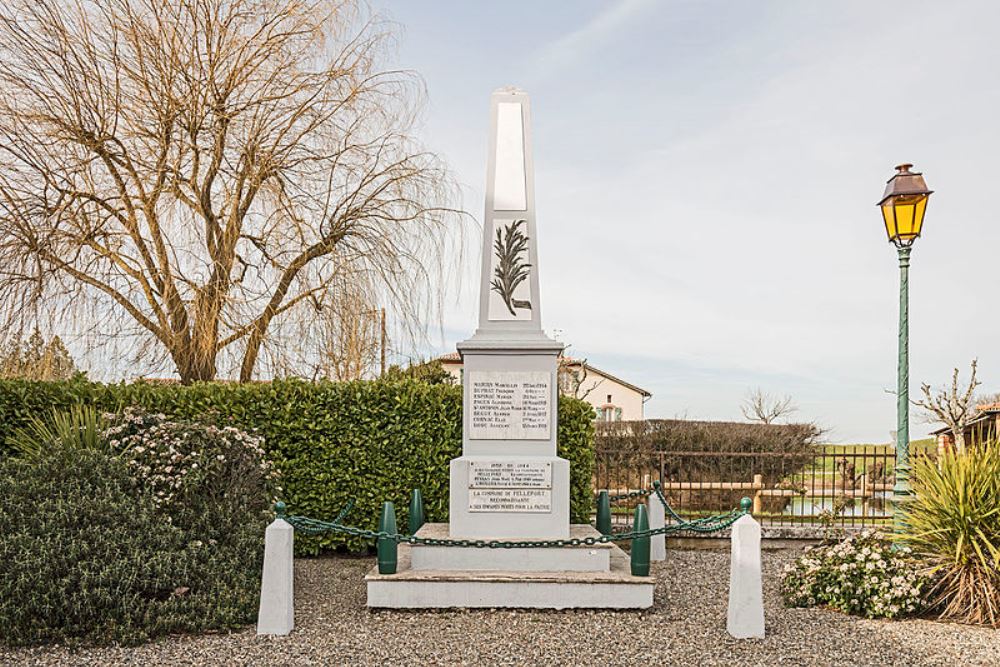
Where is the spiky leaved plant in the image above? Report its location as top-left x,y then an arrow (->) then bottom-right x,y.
490,219 -> 532,316
7,404 -> 111,460
901,444 -> 1000,626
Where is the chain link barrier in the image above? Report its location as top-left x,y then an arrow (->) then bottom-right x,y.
276,488 -> 747,549
602,481 -> 699,525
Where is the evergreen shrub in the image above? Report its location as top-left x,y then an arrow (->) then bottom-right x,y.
0,446 -> 265,646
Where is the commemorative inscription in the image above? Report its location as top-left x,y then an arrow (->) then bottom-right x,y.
470,460 -> 551,488
469,489 -> 552,513
468,371 -> 551,440
468,460 -> 552,512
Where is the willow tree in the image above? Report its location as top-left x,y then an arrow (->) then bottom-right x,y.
0,0 -> 459,382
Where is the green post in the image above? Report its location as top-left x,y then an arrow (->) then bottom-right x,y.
408,489 -> 425,535
894,245 -> 912,535
274,500 -> 287,520
596,490 -> 612,536
630,503 -> 650,576
740,497 -> 752,515
377,501 -> 398,575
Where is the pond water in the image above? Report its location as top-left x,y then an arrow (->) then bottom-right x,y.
783,492 -> 893,517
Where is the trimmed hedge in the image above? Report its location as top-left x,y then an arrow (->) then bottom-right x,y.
0,378 -> 595,553
595,418 -> 820,481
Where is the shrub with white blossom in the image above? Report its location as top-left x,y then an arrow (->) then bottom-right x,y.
104,408 -> 278,512
780,531 -> 927,619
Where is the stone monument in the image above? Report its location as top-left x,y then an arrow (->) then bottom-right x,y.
449,87 -> 568,539
365,88 -> 653,608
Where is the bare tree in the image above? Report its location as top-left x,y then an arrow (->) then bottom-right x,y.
557,350 -> 598,400
741,388 -> 797,424
271,274 -> 383,381
0,0 -> 461,383
913,359 -> 980,455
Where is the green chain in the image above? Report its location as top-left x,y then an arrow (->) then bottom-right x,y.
281,498 -> 747,548
605,488 -> 653,502
599,481 -> 690,524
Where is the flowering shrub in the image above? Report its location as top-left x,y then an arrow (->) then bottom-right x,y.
102,409 -> 279,626
104,408 -> 279,520
781,531 -> 927,619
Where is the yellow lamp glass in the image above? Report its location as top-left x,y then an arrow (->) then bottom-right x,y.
881,194 -> 928,246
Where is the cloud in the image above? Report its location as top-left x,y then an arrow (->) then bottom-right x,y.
530,0 -> 656,79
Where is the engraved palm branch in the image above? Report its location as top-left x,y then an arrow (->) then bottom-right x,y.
490,219 -> 532,316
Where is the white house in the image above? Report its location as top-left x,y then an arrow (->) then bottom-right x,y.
436,353 -> 651,421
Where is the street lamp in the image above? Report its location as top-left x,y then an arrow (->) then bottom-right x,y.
877,163 -> 932,532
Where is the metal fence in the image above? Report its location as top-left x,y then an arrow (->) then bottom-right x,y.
594,445 -> 905,531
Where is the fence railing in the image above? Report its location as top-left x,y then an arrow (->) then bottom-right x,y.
594,445 -> 909,530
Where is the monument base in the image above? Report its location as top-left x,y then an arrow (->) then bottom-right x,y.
366,524 -> 653,609
412,523 -> 610,572
449,456 -> 570,539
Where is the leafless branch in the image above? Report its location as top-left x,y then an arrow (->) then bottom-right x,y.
741,388 -> 797,424
912,359 -> 980,454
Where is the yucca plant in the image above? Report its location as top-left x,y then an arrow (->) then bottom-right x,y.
901,444 -> 1000,626
7,404 -> 112,461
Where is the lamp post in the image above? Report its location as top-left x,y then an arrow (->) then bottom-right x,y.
877,163 -> 932,532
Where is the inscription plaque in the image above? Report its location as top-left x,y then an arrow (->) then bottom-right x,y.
468,489 -> 552,513
470,461 -> 551,489
469,371 -> 551,440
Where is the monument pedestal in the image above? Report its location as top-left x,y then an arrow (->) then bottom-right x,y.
366,524 -> 653,609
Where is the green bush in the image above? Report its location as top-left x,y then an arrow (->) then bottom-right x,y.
780,531 -> 926,619
595,419 -> 821,512
902,445 -> 1000,626
0,447 -> 264,646
0,378 -> 596,554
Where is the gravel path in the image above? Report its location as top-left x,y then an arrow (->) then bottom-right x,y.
2,549 -> 998,666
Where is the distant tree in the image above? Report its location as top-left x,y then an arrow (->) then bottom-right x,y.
913,359 -> 980,455
972,390 -> 1000,413
383,359 -> 454,385
0,329 -> 78,380
741,388 -> 797,424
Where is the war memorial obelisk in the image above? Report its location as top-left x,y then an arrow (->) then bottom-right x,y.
365,88 -> 653,608
449,87 -> 568,539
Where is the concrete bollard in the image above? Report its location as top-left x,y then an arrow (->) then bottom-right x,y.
257,505 -> 295,636
726,513 -> 765,639
647,490 -> 666,562
596,490 -> 612,536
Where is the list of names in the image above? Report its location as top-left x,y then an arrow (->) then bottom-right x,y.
468,371 -> 551,440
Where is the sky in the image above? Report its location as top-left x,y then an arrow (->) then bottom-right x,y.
376,0 -> 1000,443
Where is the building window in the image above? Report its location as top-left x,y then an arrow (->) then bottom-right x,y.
597,404 -> 622,422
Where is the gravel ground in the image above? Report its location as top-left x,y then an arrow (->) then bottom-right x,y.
2,549 -> 998,666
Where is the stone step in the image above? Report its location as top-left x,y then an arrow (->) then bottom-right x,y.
409,523 -> 612,572
366,541 -> 653,609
